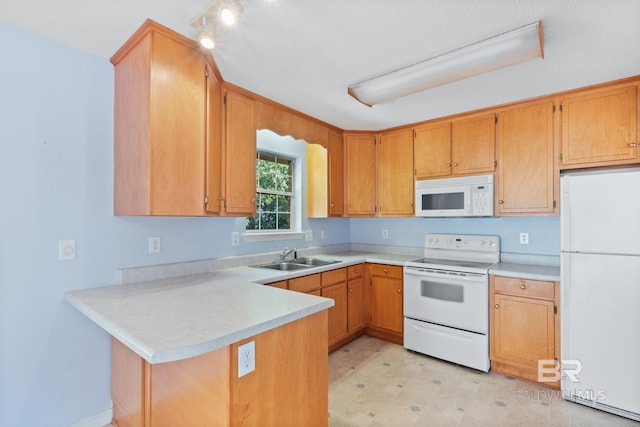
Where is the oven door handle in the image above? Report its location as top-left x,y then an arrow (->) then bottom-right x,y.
403,267 -> 486,282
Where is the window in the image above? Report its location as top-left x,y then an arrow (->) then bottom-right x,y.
246,151 -> 294,231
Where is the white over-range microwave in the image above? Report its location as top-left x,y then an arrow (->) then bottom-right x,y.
415,174 -> 494,217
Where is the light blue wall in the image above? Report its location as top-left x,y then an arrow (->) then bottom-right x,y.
350,216 -> 560,255
0,22 -> 348,426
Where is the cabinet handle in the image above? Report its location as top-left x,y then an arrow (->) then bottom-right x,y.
499,200 -> 504,204
446,163 -> 451,167
520,283 -> 526,290
349,288 -> 353,293
251,198 -> 256,203
354,269 -> 359,273
330,203 -> 335,207
453,162 -> 459,167
409,203 -> 414,207
495,304 -> 500,309
383,269 -> 388,273
630,143 -> 638,147
397,289 -> 401,294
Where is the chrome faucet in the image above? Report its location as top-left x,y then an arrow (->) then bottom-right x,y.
280,247 -> 297,261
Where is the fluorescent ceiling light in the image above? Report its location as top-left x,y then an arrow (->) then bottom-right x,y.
348,21 -> 544,106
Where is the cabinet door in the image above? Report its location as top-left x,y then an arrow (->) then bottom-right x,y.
321,282 -> 348,346
328,130 -> 344,216
347,276 -> 364,332
560,85 -> 638,167
205,62 -> 222,215
492,294 -> 555,367
113,23 -> 207,216
497,101 -> 556,215
344,133 -> 376,216
224,90 -> 256,215
414,123 -> 452,179
368,274 -> 403,334
378,129 -> 415,216
451,114 -> 496,176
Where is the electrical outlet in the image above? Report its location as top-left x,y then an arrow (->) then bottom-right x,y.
238,340 -> 255,378
321,229 -> 326,240
58,240 -> 76,261
148,236 -> 161,253
519,232 -> 529,245
305,230 -> 313,241
231,232 -> 240,246
382,229 -> 389,240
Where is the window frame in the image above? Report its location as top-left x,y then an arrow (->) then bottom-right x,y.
244,149 -> 304,241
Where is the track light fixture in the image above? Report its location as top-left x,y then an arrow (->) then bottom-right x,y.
197,16 -> 216,50
191,0 -> 245,50
218,0 -> 244,27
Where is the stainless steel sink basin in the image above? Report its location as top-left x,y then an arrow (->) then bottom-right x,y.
290,257 -> 341,266
250,258 -> 340,271
251,261 -> 311,271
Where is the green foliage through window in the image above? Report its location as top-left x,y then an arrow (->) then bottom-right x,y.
246,152 -> 293,231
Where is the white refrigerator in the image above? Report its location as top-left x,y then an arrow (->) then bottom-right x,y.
561,168 -> 640,421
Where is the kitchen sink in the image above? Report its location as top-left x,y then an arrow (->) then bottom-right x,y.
290,257 -> 341,266
252,261 -> 311,271
251,258 -> 340,271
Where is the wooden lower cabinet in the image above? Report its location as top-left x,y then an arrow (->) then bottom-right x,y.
111,310 -> 328,427
322,282 -> 348,347
365,263 -> 404,345
490,275 -> 560,388
347,265 -> 364,333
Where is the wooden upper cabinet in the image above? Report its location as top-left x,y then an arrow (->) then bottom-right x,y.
560,85 -> 638,168
378,129 -> 415,216
497,101 -> 557,215
451,114 -> 496,176
413,114 -> 495,180
112,20 -> 211,216
344,133 -> 376,216
223,89 -> 256,216
414,122 -> 452,179
205,61 -> 223,215
328,130 -> 344,216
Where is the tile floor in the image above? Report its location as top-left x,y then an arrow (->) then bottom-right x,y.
328,336 -> 639,426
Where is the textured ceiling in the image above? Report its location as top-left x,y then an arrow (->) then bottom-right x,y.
1,0 -> 639,130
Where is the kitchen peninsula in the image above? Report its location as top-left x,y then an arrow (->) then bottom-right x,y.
65,272 -> 333,426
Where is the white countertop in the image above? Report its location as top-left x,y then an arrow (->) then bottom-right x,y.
64,251 -> 416,364
489,262 -> 560,282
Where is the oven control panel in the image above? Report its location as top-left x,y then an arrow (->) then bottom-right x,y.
425,234 -> 499,252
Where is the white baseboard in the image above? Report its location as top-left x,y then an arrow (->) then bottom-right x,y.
69,409 -> 113,427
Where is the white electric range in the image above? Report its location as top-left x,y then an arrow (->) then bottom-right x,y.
403,233 -> 500,372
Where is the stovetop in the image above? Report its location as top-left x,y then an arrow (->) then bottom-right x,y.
404,233 -> 501,274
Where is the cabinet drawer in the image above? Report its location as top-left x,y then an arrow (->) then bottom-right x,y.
348,264 -> 363,279
266,280 -> 287,289
321,268 -> 347,286
368,264 -> 403,279
493,276 -> 555,300
289,274 -> 321,293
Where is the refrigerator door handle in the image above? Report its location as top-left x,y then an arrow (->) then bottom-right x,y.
560,175 -> 571,250
561,254 -> 571,310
